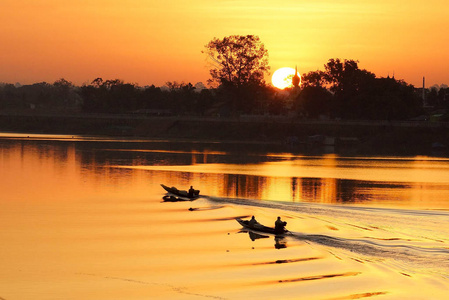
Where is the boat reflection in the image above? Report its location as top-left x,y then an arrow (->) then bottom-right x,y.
240,231 -> 288,249
275,236 -> 287,249
247,231 -> 269,241
162,195 -> 194,202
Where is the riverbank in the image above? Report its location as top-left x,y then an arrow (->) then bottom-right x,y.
1,113 -> 449,155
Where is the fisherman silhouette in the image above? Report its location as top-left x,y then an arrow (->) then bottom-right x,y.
188,186 -> 195,198
248,216 -> 258,226
274,216 -> 287,234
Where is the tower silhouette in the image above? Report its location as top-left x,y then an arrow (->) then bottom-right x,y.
292,65 -> 300,88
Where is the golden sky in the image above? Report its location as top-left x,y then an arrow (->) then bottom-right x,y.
1,0 -> 448,87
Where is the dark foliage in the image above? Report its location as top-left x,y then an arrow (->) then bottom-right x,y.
300,59 -> 424,120
297,86 -> 332,118
203,35 -> 271,114
204,35 -> 269,88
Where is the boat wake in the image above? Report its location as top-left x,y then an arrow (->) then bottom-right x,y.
206,195 -> 449,277
295,232 -> 449,271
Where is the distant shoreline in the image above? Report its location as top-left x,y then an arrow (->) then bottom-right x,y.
1,113 -> 449,156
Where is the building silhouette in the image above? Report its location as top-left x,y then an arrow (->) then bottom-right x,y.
292,66 -> 300,88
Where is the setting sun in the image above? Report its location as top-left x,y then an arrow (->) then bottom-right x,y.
271,67 -> 301,89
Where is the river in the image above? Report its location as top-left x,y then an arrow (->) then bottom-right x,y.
1,133 -> 448,299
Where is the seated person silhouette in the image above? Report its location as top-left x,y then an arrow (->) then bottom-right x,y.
188,186 -> 195,198
248,216 -> 258,226
274,216 -> 287,234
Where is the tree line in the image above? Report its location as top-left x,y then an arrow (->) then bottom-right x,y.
0,79 -> 217,116
1,35 -> 448,120
299,58 -> 425,120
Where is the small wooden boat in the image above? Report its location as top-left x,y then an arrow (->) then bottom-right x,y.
161,184 -> 200,199
236,218 -> 287,235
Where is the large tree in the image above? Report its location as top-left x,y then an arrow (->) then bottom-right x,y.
204,35 -> 269,88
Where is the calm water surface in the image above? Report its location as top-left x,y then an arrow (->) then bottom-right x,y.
1,133 -> 449,299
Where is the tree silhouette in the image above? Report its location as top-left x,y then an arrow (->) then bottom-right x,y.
91,78 -> 103,88
204,35 -> 269,88
204,35 -> 270,114
301,70 -> 326,88
299,59 -> 424,120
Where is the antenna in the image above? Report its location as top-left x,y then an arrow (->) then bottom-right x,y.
423,76 -> 426,106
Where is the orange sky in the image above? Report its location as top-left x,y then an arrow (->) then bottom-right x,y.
1,0 -> 448,88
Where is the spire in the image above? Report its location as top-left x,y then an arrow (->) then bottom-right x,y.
292,65 -> 300,88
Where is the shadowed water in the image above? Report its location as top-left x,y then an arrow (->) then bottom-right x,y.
1,133 -> 448,299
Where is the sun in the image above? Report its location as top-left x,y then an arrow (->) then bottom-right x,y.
271,67 -> 301,89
